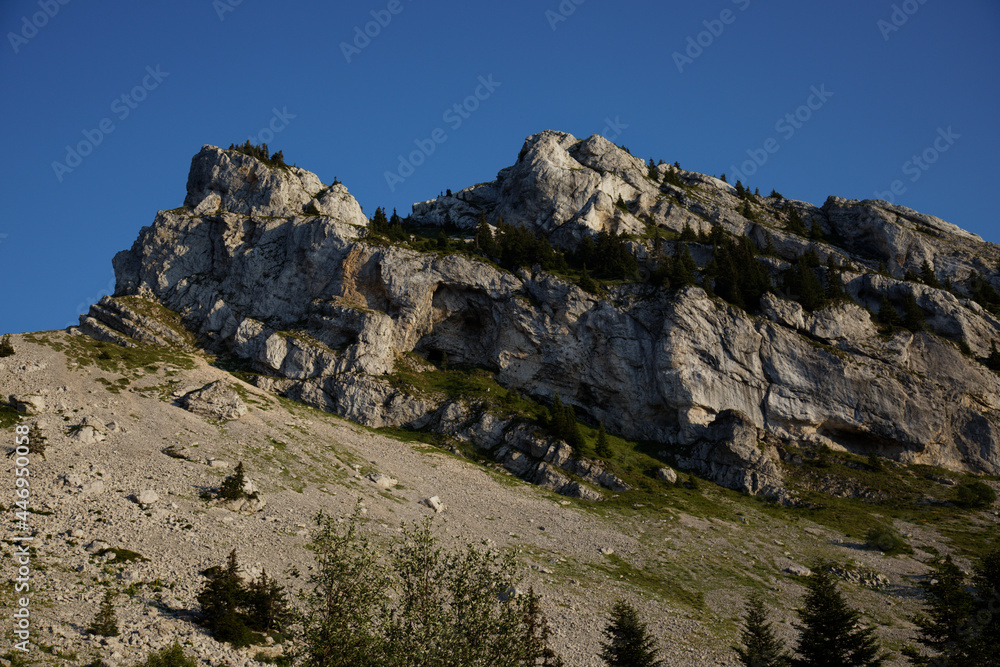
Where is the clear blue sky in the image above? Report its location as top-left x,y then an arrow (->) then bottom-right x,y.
2,0 -> 998,334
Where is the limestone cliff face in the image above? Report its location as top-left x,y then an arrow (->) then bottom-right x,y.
86,135 -> 1000,496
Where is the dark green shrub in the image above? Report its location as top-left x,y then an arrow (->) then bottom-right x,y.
864,525 -> 912,556
954,480 -> 997,508
131,642 -> 198,667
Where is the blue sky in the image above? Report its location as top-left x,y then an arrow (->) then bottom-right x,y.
1,0 -> 998,334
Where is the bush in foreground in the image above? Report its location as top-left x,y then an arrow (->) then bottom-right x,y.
299,501 -> 563,666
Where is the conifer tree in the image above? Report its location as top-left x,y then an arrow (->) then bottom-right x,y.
786,206 -> 807,234
88,589 -> 120,637
519,590 -> 565,666
549,394 -> 567,437
27,422 -> 45,458
734,593 -> 789,667
217,461 -> 249,501
476,213 -> 497,256
986,342 -> 1000,372
971,547 -> 1000,658
599,600 -> 663,667
876,295 -> 902,330
909,555 -> 978,665
578,266 -> 599,293
792,566 -> 887,666
919,262 -> 941,288
825,257 -> 845,301
901,294 -> 926,332
595,422 -> 612,459
245,569 -> 292,634
563,405 -> 584,451
679,223 -> 698,243
671,243 -> 697,288
647,159 -> 659,180
764,233 -> 777,256
370,206 -> 389,234
197,549 -> 252,646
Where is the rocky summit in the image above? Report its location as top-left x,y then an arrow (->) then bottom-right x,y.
93,131 -> 1000,494
4,131 -> 1000,666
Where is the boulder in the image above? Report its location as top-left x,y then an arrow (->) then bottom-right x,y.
134,490 -> 159,506
70,425 -> 106,445
13,394 -> 46,415
367,473 -> 398,490
422,496 -> 445,513
655,467 -> 678,484
180,381 -> 247,421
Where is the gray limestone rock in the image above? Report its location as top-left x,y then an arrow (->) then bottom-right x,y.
677,410 -> 782,496
80,135 -> 1000,500
180,381 -> 247,422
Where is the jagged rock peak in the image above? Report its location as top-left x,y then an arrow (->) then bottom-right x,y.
411,129 -> 729,245
183,143 -> 366,221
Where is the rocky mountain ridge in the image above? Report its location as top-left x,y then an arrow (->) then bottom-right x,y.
80,131 -> 1000,499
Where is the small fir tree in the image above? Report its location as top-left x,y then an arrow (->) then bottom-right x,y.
910,555 -> 979,665
734,592 -> 790,667
197,549 -> 254,646
599,600 -> 663,667
920,262 -> 941,288
245,569 -> 292,634
88,589 -> 120,637
578,266 -> 599,293
595,422 -> 612,459
217,462 -> 250,501
875,295 -> 902,330
901,294 -> 926,332
985,342 -> 1000,372
520,590 -> 565,666
27,422 -> 46,458
792,566 -> 887,666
